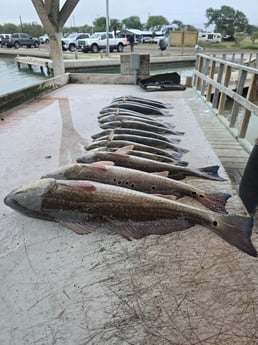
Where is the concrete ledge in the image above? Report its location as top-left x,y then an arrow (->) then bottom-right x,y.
0,74 -> 69,114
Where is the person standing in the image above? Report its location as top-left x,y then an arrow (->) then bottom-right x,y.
129,34 -> 135,52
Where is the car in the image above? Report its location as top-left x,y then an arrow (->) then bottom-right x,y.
78,32 -> 128,53
62,33 -> 90,52
0,34 -> 11,47
39,34 -> 49,44
5,33 -> 40,48
141,36 -> 154,44
222,35 -> 235,42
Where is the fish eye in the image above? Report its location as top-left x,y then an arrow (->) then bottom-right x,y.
199,194 -> 204,198
131,184 -> 135,188
151,186 -> 156,190
213,221 -> 218,227
192,191 -> 196,196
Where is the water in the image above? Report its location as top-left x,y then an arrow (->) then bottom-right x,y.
0,58 -> 48,96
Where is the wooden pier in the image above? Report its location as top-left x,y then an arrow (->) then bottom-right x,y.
15,55 -> 53,75
192,52 -> 258,191
185,87 -> 250,192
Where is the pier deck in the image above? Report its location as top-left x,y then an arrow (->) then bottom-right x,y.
0,84 -> 257,345
185,88 -> 250,192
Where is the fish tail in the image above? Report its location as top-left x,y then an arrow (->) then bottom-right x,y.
199,165 -> 227,181
211,214 -> 257,257
197,192 -> 231,213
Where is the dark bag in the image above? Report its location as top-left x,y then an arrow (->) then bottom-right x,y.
239,139 -> 258,215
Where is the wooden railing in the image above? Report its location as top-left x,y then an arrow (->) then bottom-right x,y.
192,52 -> 258,151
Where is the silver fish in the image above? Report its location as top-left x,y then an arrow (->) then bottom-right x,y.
97,108 -> 168,120
98,114 -> 172,129
42,162 -> 231,213
100,120 -> 183,135
4,178 -> 257,257
84,140 -> 183,160
88,146 -> 188,166
77,147 -> 226,181
94,134 -> 187,154
91,128 -> 182,143
112,95 -> 173,108
100,102 -> 171,116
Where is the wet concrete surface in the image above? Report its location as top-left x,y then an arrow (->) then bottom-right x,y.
1,84 -> 258,344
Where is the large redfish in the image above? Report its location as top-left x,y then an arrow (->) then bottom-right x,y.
4,178 -> 257,257
42,162 -> 231,213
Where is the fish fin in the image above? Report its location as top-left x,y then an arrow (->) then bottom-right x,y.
89,161 -> 115,169
151,171 -> 169,177
108,130 -> 114,141
198,192 -> 231,213
60,180 -> 97,192
109,218 -> 193,240
199,165 -> 227,181
211,214 -> 257,257
113,145 -> 134,157
60,221 -> 98,235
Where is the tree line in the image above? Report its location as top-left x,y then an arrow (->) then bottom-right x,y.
1,6 -> 257,39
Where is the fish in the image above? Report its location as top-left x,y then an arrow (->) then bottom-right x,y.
97,108 -> 163,121
88,146 -> 188,166
94,134 -> 187,154
112,95 -> 173,108
100,120 -> 183,135
100,102 -> 171,116
42,162 -> 231,213
91,128 -> 182,143
98,114 -> 172,129
77,147 -> 226,181
84,140 -> 183,160
97,107 -> 170,120
4,178 -> 257,257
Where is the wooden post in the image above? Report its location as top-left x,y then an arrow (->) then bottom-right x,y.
200,58 -> 210,96
206,60 -> 216,102
212,63 -> 224,109
196,56 -> 203,91
218,65 -> 232,114
229,70 -> 247,128
239,74 -> 258,138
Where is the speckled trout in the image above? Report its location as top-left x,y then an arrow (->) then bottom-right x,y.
77,147 -> 226,181
4,178 -> 257,257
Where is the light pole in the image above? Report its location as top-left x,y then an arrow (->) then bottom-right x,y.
106,0 -> 110,55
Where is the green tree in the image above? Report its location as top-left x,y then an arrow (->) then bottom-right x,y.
247,24 -> 258,35
109,19 -> 122,32
93,16 -> 106,32
145,15 -> 169,30
17,22 -> 44,36
250,31 -> 258,43
171,20 -> 185,31
122,16 -> 143,30
1,23 -> 18,33
205,5 -> 249,36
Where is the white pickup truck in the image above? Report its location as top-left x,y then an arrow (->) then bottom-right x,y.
78,32 -> 129,53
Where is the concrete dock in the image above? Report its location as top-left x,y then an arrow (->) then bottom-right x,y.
1,84 -> 257,344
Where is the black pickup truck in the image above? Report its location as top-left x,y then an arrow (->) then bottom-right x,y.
3,33 -> 39,48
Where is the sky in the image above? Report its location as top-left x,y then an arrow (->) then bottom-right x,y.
0,0 -> 257,30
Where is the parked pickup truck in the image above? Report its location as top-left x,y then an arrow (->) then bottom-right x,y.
78,32 -> 128,53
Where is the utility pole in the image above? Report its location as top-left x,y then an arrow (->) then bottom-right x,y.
19,15 -> 23,32
106,0 -> 110,56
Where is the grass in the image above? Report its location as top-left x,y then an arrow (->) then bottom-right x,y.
200,37 -> 258,50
